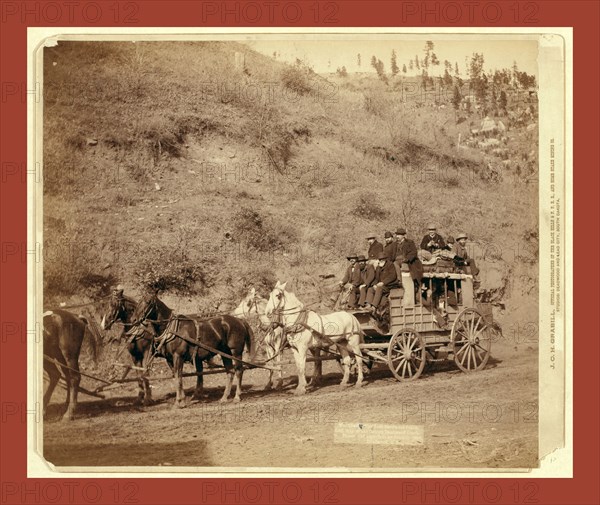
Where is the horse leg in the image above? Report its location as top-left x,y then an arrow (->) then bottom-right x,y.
275,346 -> 283,390
273,331 -> 284,390
308,347 -> 322,388
263,343 -> 274,391
350,336 -> 364,388
141,347 -> 153,406
64,356 -> 81,421
191,356 -> 205,401
172,353 -> 186,409
337,344 -> 352,388
291,344 -> 308,396
43,361 -> 60,419
219,357 -> 233,403
57,362 -> 73,421
232,352 -> 244,403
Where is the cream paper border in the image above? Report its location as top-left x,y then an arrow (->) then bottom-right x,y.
27,27 -> 572,479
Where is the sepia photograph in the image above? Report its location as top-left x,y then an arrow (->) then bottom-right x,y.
32,31 -> 563,473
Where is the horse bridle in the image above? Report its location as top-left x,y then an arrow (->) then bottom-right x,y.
105,296 -> 129,329
269,289 -> 305,330
241,293 -> 262,318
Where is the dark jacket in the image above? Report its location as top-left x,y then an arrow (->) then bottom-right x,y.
367,240 -> 384,260
383,240 -> 398,262
361,264 -> 376,287
451,242 -> 469,260
420,233 -> 446,252
341,264 -> 362,286
374,261 -> 400,289
397,237 -> 424,282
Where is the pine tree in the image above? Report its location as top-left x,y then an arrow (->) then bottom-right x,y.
391,50 -> 399,76
443,69 -> 453,87
499,90 -> 508,111
402,63 -> 407,74
452,85 -> 462,110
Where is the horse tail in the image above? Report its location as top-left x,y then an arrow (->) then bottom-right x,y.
78,314 -> 100,363
242,320 -> 256,362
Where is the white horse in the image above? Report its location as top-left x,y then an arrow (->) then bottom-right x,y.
232,287 -> 287,390
265,281 -> 365,395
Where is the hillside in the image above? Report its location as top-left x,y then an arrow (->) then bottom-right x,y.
43,41 -> 538,332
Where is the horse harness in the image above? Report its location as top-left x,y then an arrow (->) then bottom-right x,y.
270,295 -> 337,348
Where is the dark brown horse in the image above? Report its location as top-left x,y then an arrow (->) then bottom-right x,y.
43,309 -> 100,420
99,294 -> 156,405
130,294 -> 255,407
100,293 -> 137,338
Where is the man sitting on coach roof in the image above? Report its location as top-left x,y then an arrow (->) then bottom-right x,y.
451,232 -> 480,278
357,257 -> 377,308
365,252 -> 401,312
366,233 -> 384,260
395,228 -> 423,290
420,224 -> 446,253
383,231 -> 398,263
332,253 -> 359,304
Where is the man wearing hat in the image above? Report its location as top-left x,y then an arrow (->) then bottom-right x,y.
452,233 -> 480,277
420,224 -> 446,253
347,255 -> 368,308
112,284 -> 125,299
366,233 -> 383,260
383,231 -> 398,263
365,252 -> 401,311
358,257 -> 377,307
395,228 -> 423,295
333,253 -> 361,306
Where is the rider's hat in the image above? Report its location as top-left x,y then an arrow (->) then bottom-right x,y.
346,253 -> 359,260
377,252 -> 389,260
366,233 -> 376,239
427,224 -> 437,231
395,228 -> 407,235
357,255 -> 367,262
455,232 -> 468,240
113,284 -> 124,292
384,231 -> 393,238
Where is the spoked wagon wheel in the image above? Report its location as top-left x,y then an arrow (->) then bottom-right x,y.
387,328 -> 426,381
451,308 -> 492,372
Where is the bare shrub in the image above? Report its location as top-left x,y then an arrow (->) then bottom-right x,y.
351,193 -> 390,221
232,207 -> 298,252
281,66 -> 312,96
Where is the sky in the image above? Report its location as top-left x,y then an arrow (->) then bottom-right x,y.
246,36 -> 538,77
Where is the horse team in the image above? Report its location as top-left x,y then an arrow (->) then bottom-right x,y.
43,282 -> 366,420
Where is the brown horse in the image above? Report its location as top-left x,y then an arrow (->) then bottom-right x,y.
43,309 -> 100,420
99,294 -> 156,405
130,294 -> 255,407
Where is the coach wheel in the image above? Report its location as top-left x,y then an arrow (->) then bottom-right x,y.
387,328 -> 426,381
451,308 -> 492,372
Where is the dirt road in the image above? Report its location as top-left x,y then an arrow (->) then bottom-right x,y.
43,340 -> 538,470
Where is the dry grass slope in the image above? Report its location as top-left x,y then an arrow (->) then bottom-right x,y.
43,41 -> 538,332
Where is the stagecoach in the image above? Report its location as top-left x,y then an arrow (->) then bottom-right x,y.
350,267 -> 494,381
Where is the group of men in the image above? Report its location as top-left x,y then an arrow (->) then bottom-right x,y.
338,225 -> 478,312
